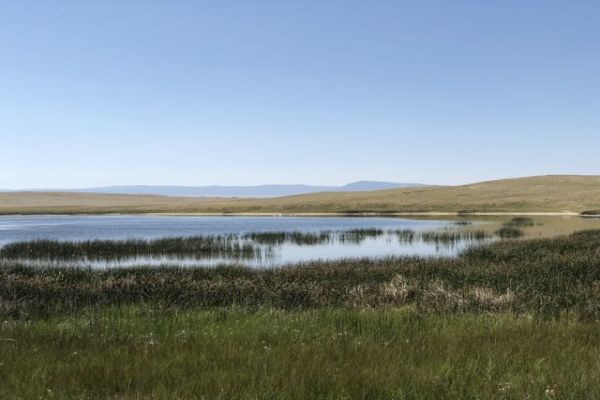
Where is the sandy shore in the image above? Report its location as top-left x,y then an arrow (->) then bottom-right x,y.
144,211 -> 582,217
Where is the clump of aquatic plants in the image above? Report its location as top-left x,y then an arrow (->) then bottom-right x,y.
0,236 -> 260,260
391,229 -> 416,242
495,226 -> 524,238
581,210 -> 600,216
454,220 -> 472,226
495,217 -> 533,238
421,230 -> 489,244
243,231 -> 332,245
337,228 -> 384,243
506,217 -> 535,227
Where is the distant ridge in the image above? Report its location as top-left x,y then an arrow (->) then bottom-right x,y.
1,175 -> 599,214
8,181 -> 425,198
338,181 -> 423,192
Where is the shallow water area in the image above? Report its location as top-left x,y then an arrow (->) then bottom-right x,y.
1,214 -> 597,268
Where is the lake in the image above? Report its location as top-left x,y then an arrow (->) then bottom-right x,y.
0,215 -> 495,268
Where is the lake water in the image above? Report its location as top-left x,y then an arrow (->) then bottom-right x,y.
0,215 -> 489,268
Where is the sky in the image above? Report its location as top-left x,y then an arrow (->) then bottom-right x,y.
1,1 -> 599,188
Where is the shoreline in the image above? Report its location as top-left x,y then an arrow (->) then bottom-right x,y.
0,211 -> 587,217
150,211 -> 583,217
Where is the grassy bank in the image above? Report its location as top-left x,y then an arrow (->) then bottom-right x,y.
2,307 -> 600,399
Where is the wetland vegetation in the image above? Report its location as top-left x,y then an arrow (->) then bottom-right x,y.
2,217 -> 600,399
494,217 -> 535,238
0,235 -> 260,260
242,231 -> 332,245
2,229 -> 600,318
0,226 -> 492,266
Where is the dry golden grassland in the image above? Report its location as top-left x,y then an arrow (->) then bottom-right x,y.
1,175 -> 600,214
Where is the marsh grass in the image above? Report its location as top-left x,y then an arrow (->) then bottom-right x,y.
242,231 -> 332,245
2,229 -> 600,319
338,228 -> 385,243
2,307 -> 600,399
506,217 -> 535,227
392,229 -> 416,242
0,227 -> 494,263
420,230 -> 489,243
495,226 -> 524,238
3,230 -> 600,398
494,217 -> 533,238
454,220 -> 472,225
582,210 -> 600,216
0,236 -> 261,260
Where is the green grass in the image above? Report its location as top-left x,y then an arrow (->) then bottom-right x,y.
2,307 -> 600,399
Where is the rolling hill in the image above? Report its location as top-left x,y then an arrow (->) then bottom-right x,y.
0,175 -> 599,215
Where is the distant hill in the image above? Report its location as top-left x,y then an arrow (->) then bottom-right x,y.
1,176 -> 598,215
10,181 -> 425,198
75,184 -> 337,197
337,181 -> 423,192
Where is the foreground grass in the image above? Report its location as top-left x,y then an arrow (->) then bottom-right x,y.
1,306 -> 599,399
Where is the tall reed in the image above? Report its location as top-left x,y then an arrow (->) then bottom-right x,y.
3,229 -> 600,320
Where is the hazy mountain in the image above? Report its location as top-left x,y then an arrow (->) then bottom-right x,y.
76,185 -> 339,197
336,181 -> 424,192
9,181 -> 425,198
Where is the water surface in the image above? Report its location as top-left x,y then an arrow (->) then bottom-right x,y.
0,215 -> 488,268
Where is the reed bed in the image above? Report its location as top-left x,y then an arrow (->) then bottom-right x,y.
0,227 -> 495,263
420,230 -> 489,243
0,236 -> 260,260
242,231 -> 332,245
3,229 -> 600,398
582,210 -> 600,216
2,229 -> 600,319
495,226 -> 524,238
494,217 -> 534,238
337,228 -> 385,243
453,220 -> 473,225
391,229 -> 417,242
506,216 -> 535,227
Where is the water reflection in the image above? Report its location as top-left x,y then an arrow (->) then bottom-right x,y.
1,228 -> 493,269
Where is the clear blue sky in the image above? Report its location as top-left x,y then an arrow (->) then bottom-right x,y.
1,1 -> 599,188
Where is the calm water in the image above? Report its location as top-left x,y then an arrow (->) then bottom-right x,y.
0,215 -> 488,268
